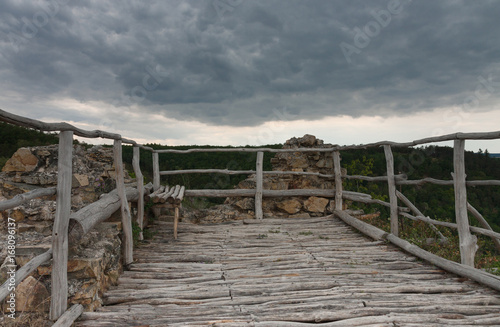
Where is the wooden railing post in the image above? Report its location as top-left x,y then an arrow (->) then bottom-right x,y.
384,145 -> 399,236
153,151 -> 160,191
453,139 -> 478,266
255,151 -> 264,219
114,140 -> 134,266
333,150 -> 343,211
50,131 -> 73,321
132,146 -> 144,241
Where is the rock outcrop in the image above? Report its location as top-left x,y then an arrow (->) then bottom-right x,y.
184,135 -> 347,223
227,134 -> 346,218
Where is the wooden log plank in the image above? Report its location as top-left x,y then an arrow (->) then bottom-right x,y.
384,145 -> 399,236
152,151 -> 160,191
396,190 -> 447,243
184,188 -> 369,198
132,146 -> 144,241
398,177 -> 500,187
399,211 -> 500,240
0,187 -> 56,211
255,151 -> 264,220
453,139 -> 478,266
0,249 -> 52,302
52,304 -> 84,327
168,185 -> 182,204
155,147 -> 334,154
335,211 -> 500,291
76,213 -> 500,326
467,202 -> 500,251
150,185 -> 166,203
333,150 -> 343,211
50,130 -> 73,321
176,186 -> 185,204
114,140 -> 134,266
160,169 -> 255,175
68,187 -> 139,243
335,131 -> 500,150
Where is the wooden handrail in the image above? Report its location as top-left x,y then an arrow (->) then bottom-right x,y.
0,187 -> 56,211
0,108 -> 154,151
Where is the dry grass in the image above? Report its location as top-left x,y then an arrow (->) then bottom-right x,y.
0,312 -> 51,327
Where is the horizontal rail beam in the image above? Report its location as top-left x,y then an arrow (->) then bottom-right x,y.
0,187 -> 56,211
52,304 -> 84,327
0,108 -> 154,151
334,211 -> 500,292
184,188 -> 368,198
397,178 -> 500,186
160,169 -> 336,178
345,174 -> 407,182
160,169 -> 255,175
155,147 -> 334,154
0,249 -> 53,302
399,212 -> 500,240
336,131 -> 500,150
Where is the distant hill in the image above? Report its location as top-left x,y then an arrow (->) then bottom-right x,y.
489,153 -> 500,158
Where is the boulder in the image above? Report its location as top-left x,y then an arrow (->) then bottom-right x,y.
2,148 -> 38,172
299,134 -> 317,147
72,174 -> 90,188
235,198 -> 254,210
277,199 -> 302,214
304,196 -> 329,213
12,276 -> 50,312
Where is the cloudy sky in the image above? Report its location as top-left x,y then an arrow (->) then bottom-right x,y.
1,0 -> 500,151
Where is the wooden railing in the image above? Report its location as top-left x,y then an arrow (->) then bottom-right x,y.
154,134 -> 500,268
0,109 -> 154,324
1,108 -> 500,324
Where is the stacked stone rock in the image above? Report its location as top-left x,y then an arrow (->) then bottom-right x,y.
0,145 -> 129,313
229,134 -> 345,218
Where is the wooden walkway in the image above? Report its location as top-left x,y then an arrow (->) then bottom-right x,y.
76,216 -> 500,326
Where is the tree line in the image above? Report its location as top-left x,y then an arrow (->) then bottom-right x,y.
1,122 -> 499,232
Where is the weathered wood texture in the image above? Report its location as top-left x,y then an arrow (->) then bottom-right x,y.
68,187 -> 139,243
0,108 -> 154,150
152,152 -> 160,191
384,145 -> 399,236
453,139 -> 478,266
468,202 -> 500,252
396,190 -> 447,243
52,304 -> 84,327
132,146 -> 145,241
50,130 -> 73,321
0,249 -> 52,302
255,151 -> 264,219
335,211 -> 500,292
0,187 -> 56,211
149,185 -> 186,239
333,150 -> 342,211
76,216 -> 500,326
114,140 -> 134,266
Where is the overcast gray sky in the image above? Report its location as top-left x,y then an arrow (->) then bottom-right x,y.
1,0 -> 499,150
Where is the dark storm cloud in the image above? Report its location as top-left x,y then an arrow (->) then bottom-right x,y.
1,0 -> 499,126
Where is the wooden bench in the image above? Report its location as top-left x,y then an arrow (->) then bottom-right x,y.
148,185 -> 185,239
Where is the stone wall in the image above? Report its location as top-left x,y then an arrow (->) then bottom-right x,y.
230,134 -> 347,218
185,135 -> 347,223
0,144 -> 132,313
